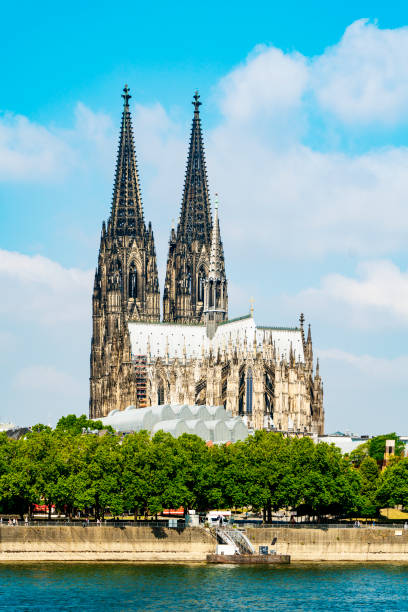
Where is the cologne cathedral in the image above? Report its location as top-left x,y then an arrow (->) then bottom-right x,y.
89,86 -> 324,435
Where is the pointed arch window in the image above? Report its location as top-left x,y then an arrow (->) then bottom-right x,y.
246,368 -> 253,415
215,281 -> 221,308
198,268 -> 206,302
209,280 -> 214,308
129,262 -> 138,298
157,381 -> 164,405
238,367 -> 245,415
109,260 -> 122,291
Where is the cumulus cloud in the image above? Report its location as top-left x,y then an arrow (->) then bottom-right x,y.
0,249 -> 92,425
0,113 -> 74,181
208,136 -> 408,258
0,103 -> 114,183
296,260 -> 408,329
313,19 -> 408,125
0,249 -> 92,325
218,45 -> 308,122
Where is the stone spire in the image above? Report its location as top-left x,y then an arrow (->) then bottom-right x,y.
208,196 -> 224,280
203,195 -> 228,336
177,91 -> 212,245
109,85 -> 145,237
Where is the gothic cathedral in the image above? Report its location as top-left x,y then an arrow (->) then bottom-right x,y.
89,86 -> 324,435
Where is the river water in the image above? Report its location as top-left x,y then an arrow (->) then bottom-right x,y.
1,563 -> 408,610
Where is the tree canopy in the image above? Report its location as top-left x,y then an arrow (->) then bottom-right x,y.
0,422 -> 404,521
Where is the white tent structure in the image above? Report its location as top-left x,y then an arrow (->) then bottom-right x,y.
99,404 -> 250,443
204,419 -> 231,444
151,419 -> 191,437
224,418 -> 250,443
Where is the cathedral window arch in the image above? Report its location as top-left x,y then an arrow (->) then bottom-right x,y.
238,367 -> 245,415
157,380 -> 164,405
246,368 -> 253,415
185,267 -> 192,293
109,260 -> 122,290
197,267 -> 206,302
128,262 -> 139,299
215,281 -> 221,308
209,280 -> 214,308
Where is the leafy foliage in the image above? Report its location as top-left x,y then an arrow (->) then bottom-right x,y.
0,423 -> 403,520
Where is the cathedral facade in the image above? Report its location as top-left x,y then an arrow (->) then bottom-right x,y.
89,86 -> 324,435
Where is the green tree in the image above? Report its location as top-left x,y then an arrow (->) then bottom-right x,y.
369,433 -> 405,464
349,441 -> 370,467
75,434 -> 124,518
0,434 -> 38,518
376,458 -> 408,509
295,442 -> 360,519
146,431 -> 187,516
223,432 -> 295,521
357,456 -> 380,517
121,431 -> 152,519
56,414 -> 109,435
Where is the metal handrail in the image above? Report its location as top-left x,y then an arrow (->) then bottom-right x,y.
0,520 -> 187,528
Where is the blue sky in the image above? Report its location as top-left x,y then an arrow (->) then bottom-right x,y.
2,0 -> 408,433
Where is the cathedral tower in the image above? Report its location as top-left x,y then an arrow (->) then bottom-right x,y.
90,85 -> 160,418
163,92 -> 227,323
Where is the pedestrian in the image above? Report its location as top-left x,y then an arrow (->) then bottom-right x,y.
12,518 -> 16,526
404,521 -> 408,530
24,516 -> 28,526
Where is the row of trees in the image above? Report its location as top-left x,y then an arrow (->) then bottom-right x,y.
0,415 -> 406,521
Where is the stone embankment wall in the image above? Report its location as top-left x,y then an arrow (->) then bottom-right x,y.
0,525 -> 214,562
247,527 -> 408,561
2,525 -> 408,562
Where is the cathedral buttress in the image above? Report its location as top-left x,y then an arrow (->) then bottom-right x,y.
163,92 -> 225,324
90,85 -> 160,418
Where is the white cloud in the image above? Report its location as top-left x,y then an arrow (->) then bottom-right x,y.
208,134 -> 408,258
319,348 -> 408,380
218,45 -> 308,122
0,103 -> 114,182
297,260 -> 408,329
313,19 -> 408,125
0,249 -> 92,425
0,249 -> 93,325
0,113 -> 74,181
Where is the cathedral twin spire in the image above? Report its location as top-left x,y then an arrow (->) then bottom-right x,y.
177,91 -> 212,246
100,85 -> 228,326
110,85 -> 145,237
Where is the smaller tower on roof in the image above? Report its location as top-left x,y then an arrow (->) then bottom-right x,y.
203,194 -> 228,338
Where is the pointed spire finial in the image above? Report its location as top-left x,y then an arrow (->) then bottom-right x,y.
122,84 -> 131,107
250,296 -> 255,317
193,90 -> 201,112
214,192 -> 219,211
300,313 -> 305,329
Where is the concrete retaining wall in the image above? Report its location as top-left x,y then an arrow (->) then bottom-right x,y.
0,525 -> 215,562
3,525 -> 408,562
247,527 -> 408,561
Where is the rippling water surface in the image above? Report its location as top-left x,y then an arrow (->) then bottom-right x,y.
1,563 -> 408,611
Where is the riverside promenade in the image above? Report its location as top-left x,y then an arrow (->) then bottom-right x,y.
1,523 -> 408,562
